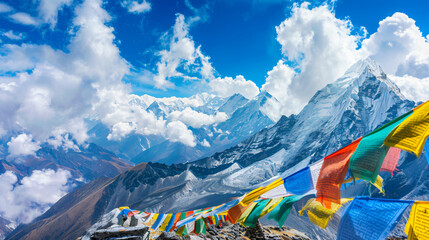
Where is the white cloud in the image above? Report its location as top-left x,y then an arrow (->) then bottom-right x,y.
0,169 -> 71,224
154,13 -> 214,89
168,107 -> 228,128
7,133 -> 41,158
201,139 -> 210,147
0,2 -> 13,13
209,75 -> 260,99
9,12 -> 40,26
38,0 -> 73,27
360,12 -> 429,78
165,121 -> 196,147
121,0 -> 151,14
358,12 -> 429,102
2,30 -> 24,40
388,75 -> 429,102
261,2 -> 361,116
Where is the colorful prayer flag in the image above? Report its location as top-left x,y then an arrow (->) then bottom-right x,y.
404,201 -> 429,240
380,147 -> 401,176
350,111 -> 412,183
268,195 -> 305,228
299,198 -> 352,229
316,138 -> 361,208
241,178 -> 284,205
384,102 -> 429,157
243,199 -> 271,227
284,167 -> 313,195
337,197 -> 413,240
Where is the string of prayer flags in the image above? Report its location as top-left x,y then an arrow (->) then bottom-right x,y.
405,201 -> 429,240
194,218 -> 206,234
284,167 -> 313,195
261,160 -> 323,199
243,199 -> 271,227
159,213 -> 173,232
164,213 -> 177,232
350,111 -> 412,183
175,212 -> 189,236
201,198 -> 241,218
260,197 -> 283,217
337,197 -> 413,240
268,195 -> 305,228
316,137 -> 361,208
241,178 -> 284,206
380,147 -> 401,176
384,101 -> 429,157
151,213 -> 166,231
227,202 -> 255,224
309,160 -> 323,192
237,201 -> 258,223
298,198 -> 352,229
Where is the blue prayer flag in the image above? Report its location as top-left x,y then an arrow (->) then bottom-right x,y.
151,213 -> 165,230
284,167 -> 313,195
165,213 -> 177,232
337,197 -> 413,240
425,138 -> 429,164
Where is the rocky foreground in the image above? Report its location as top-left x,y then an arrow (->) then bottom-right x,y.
152,222 -> 310,240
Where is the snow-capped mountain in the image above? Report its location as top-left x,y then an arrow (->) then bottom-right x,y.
90,91 -> 279,165
8,58 -> 427,240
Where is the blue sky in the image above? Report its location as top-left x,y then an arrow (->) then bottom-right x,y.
1,0 -> 428,98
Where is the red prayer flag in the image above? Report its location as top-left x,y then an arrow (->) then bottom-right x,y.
316,137 -> 362,208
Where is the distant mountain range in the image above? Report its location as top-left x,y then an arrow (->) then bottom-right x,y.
6,58 -> 429,240
90,91 -> 279,165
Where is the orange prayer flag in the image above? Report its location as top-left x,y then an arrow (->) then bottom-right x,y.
227,203 -> 253,224
316,137 -> 362,208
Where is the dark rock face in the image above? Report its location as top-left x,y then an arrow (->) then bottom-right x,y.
91,226 -> 150,240
150,222 -> 310,240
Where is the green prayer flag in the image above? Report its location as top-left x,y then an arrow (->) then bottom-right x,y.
243,199 -> 271,228
268,195 -> 304,228
349,111 -> 412,183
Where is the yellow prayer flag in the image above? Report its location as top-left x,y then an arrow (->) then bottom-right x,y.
299,198 -> 352,229
237,202 -> 257,224
158,213 -> 172,232
384,101 -> 429,157
372,175 -> 385,195
119,206 -> 130,210
405,201 -> 429,240
241,178 -> 284,206
260,197 -> 283,217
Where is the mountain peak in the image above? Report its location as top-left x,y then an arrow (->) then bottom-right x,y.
344,57 -> 385,78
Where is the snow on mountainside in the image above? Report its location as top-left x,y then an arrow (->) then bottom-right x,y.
8,58 -> 427,240
129,91 -> 277,165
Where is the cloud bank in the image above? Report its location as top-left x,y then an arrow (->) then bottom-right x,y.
0,169 -> 71,224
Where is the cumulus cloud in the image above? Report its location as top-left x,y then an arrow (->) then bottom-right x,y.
361,12 -> 429,78
165,121 -> 196,147
360,12 -> 429,101
168,107 -> 228,128
267,2 -> 361,115
388,75 -> 429,102
9,12 -> 40,26
7,133 -> 41,158
0,0 -> 131,155
0,169 -> 71,224
2,30 -> 24,40
38,0 -> 73,27
209,75 -> 260,99
154,13 -> 214,89
121,0 -> 151,14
